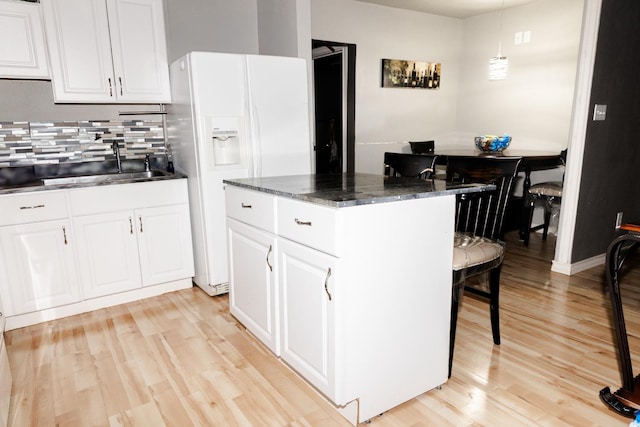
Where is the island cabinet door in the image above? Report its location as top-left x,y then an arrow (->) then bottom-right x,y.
227,218 -> 279,355
278,237 -> 339,402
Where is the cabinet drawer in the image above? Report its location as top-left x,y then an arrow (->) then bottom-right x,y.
0,191 -> 68,225
226,186 -> 276,233
277,197 -> 339,256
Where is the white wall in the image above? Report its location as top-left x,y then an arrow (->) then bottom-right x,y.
456,0 -> 583,152
311,0 -> 583,174
311,0 -> 464,173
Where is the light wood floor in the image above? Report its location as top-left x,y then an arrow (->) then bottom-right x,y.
5,230 -> 640,426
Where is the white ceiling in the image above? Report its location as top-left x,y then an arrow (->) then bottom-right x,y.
353,0 -> 538,19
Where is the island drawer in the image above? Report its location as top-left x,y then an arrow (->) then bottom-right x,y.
225,186 -> 276,233
0,190 -> 68,226
277,197 -> 339,256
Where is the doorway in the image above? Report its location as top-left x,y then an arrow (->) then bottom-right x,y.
312,40 -> 356,174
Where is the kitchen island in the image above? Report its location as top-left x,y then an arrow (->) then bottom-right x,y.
223,173 -> 491,425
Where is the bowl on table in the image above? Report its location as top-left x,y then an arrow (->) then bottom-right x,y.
474,135 -> 512,153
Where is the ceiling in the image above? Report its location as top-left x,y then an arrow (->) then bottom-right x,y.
353,0 -> 538,19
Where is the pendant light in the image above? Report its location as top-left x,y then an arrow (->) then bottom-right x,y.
489,0 -> 508,80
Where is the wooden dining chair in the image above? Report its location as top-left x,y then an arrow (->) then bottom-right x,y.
383,152 -> 438,179
523,148 -> 568,246
447,156 -> 522,377
408,140 -> 435,154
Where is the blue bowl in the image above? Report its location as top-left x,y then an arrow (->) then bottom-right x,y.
475,135 -> 512,153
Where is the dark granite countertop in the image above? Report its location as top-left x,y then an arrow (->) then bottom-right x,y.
0,161 -> 185,195
224,173 -> 493,208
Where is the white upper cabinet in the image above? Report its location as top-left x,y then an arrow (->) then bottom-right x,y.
0,0 -> 50,79
41,0 -> 171,103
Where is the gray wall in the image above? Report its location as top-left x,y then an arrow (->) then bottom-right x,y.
163,0 -> 259,63
572,0 -> 640,261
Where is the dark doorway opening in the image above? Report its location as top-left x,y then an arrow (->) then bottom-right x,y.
312,40 -> 356,174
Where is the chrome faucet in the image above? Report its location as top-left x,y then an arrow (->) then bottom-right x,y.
112,141 -> 122,173
144,154 -> 150,172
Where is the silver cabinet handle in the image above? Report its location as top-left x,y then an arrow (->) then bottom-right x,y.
62,226 -> 68,245
324,267 -> 332,301
129,217 -> 133,234
19,204 -> 45,210
118,76 -> 123,96
295,218 -> 312,226
108,77 -> 113,97
241,203 -> 252,208
266,244 -> 273,272
139,216 -> 143,233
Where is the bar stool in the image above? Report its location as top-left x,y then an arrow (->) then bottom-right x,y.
600,222 -> 640,418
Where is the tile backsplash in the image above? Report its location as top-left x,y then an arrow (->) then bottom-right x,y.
0,120 -> 166,167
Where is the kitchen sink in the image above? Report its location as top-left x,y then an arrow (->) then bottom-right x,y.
42,170 -> 172,186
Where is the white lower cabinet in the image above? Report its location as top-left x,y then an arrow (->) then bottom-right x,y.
0,179 -> 194,330
74,211 -> 142,298
0,219 -> 80,316
278,237 -> 337,400
227,184 -> 455,425
136,204 -> 194,286
227,218 -> 279,354
0,333 -> 10,427
75,204 -> 194,299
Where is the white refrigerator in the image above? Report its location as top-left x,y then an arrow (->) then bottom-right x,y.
167,51 -> 312,296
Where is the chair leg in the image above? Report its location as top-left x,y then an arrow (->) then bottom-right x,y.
523,197 -> 535,246
489,267 -> 501,345
449,282 -> 463,378
542,204 -> 552,240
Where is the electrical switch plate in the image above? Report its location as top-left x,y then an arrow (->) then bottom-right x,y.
593,104 -> 607,121
515,32 -> 523,45
523,30 -> 531,43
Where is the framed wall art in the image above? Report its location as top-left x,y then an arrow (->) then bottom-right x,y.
381,59 -> 441,89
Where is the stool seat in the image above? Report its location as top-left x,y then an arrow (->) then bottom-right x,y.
452,232 -> 504,270
528,181 -> 563,198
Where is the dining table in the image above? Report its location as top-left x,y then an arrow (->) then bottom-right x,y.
432,148 -> 564,238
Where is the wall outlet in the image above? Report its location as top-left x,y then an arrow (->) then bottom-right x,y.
616,212 -> 624,229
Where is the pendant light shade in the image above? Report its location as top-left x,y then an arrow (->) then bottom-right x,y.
489,1 -> 508,80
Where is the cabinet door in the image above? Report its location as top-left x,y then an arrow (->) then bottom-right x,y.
228,218 -> 279,355
0,0 -> 49,79
106,0 -> 170,102
0,335 -> 10,427
136,204 -> 194,287
278,238 -> 337,400
41,0 -> 115,102
0,220 -> 80,316
73,211 -> 141,299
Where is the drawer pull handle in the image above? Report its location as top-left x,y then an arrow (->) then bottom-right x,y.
139,216 -> 144,233
241,203 -> 252,209
266,244 -> 273,272
129,217 -> 133,234
118,76 -> 123,96
324,267 -> 332,301
19,204 -> 45,210
62,226 -> 68,245
108,77 -> 113,97
294,218 -> 312,226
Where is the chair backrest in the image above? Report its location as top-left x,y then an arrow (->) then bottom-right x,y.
409,140 -> 435,154
447,156 -> 522,240
384,152 -> 438,179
